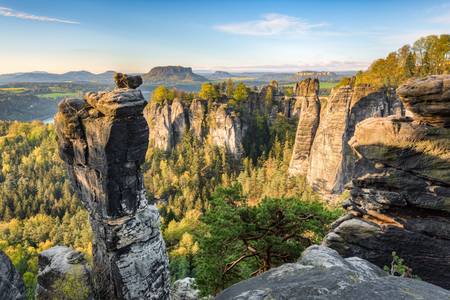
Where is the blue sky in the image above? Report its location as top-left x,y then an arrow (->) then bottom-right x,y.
0,0 -> 449,73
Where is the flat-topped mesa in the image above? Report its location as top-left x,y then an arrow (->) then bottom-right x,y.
324,75 -> 450,289
288,78 -> 321,176
55,74 -> 170,299
397,74 -> 450,127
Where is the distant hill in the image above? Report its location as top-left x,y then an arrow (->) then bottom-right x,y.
142,66 -> 207,84
206,71 -> 236,80
0,71 -> 115,84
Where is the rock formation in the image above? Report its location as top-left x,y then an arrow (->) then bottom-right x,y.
145,99 -> 245,158
324,75 -> 450,289
289,80 -> 403,198
145,84 -> 298,158
55,75 -> 170,299
171,277 -> 200,300
0,250 -> 25,300
114,72 -> 143,89
288,78 -> 320,176
216,245 -> 450,300
35,246 -> 92,299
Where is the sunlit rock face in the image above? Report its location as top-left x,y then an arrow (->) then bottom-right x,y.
54,76 -> 170,299
288,79 -> 403,199
216,245 -> 450,300
145,98 -> 245,159
144,83 -> 298,159
324,75 -> 450,289
0,250 -> 25,300
288,78 -> 321,176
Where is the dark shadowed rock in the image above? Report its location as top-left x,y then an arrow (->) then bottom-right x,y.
35,246 -> 92,300
0,250 -> 25,300
324,75 -> 450,289
55,79 -> 170,299
216,245 -> 450,300
114,73 -> 143,89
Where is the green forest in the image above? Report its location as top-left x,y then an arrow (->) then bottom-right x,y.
0,34 -> 448,299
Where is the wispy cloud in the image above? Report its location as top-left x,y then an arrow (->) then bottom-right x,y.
214,13 -> 325,36
0,6 -> 79,24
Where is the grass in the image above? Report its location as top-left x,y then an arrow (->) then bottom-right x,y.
37,92 -> 80,100
0,87 -> 27,93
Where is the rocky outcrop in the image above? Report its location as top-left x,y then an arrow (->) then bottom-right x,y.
289,81 -> 403,198
55,76 -> 170,299
145,100 -> 245,158
171,277 -> 200,300
0,250 -> 25,300
216,245 -> 450,300
145,84 -> 299,158
288,78 -> 320,176
208,104 -> 244,157
324,75 -> 450,289
35,246 -> 92,299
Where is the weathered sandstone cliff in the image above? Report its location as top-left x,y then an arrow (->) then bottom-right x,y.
55,76 -> 170,299
145,83 -> 298,158
289,80 -> 403,198
217,245 -> 450,300
324,75 -> 450,289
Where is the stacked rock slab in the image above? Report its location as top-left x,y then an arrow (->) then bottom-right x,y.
0,250 -> 25,300
288,78 -> 320,176
217,245 -> 450,300
55,76 -> 170,299
35,246 -> 92,299
289,80 -> 403,198
324,75 -> 450,289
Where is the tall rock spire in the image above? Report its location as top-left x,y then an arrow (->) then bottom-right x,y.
55,74 -> 170,299
288,78 -> 321,176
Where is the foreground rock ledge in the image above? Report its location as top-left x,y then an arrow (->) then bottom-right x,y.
217,245 -> 450,300
55,78 -> 170,299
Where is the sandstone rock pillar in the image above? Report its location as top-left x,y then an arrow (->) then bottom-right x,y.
288,78 -> 320,176
55,75 -> 170,299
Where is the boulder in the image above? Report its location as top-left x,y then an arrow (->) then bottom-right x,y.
324,75 -> 450,289
216,245 -> 450,300
35,246 -> 92,300
397,75 -> 450,127
55,76 -> 170,299
171,277 -> 200,300
0,250 -> 25,300
114,73 -> 143,89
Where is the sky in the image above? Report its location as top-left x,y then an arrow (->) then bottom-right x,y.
0,0 -> 449,74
